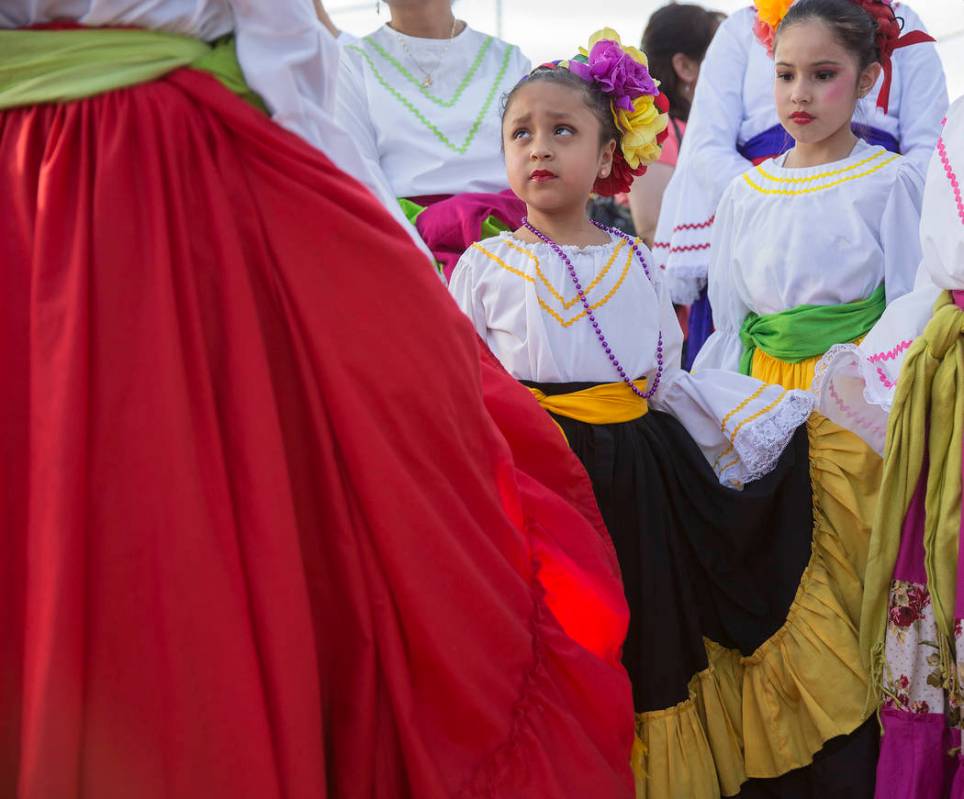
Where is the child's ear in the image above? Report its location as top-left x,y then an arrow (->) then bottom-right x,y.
598,139 -> 617,178
858,62 -> 882,99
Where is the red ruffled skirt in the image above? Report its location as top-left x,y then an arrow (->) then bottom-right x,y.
0,68 -> 633,798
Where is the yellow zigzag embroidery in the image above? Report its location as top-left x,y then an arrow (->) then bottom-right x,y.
744,153 -> 900,196
502,237 -> 625,310
719,384 -> 767,437
754,148 -> 885,184
718,389 -> 790,476
713,383 -> 766,472
471,241 -> 634,328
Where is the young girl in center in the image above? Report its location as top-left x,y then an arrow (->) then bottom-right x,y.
450,29 -> 881,798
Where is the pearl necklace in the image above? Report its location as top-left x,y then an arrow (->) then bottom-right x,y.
521,217 -> 665,401
390,18 -> 460,89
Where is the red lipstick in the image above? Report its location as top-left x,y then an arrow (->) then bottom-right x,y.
529,169 -> 557,182
789,111 -> 814,125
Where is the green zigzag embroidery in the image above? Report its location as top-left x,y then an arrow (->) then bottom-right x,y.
361,34 -> 494,108
347,40 -> 514,156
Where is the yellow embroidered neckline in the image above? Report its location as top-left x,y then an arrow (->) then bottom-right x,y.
744,151 -> 900,196
470,239 -> 635,328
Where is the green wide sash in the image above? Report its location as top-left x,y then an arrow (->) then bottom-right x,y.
738,284 -> 886,375
0,28 -> 265,111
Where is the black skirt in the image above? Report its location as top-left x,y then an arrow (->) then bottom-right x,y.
527,380 -> 877,797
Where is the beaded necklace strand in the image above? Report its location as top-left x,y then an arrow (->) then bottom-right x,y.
521,217 -> 665,400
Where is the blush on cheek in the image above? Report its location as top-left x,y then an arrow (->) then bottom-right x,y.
823,77 -> 853,104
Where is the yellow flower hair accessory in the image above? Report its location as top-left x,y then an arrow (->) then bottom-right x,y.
563,28 -> 670,194
753,0 -> 794,55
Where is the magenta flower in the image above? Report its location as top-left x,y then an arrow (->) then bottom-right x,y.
568,40 -> 657,111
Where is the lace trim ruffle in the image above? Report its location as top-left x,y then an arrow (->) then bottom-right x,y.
725,390 -> 814,485
812,343 -> 891,452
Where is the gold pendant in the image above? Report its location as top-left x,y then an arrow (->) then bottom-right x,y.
422,75 -> 433,88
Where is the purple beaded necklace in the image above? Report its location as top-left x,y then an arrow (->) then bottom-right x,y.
521,216 -> 664,400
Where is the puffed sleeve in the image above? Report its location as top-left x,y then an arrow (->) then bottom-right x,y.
448,247 -> 489,339
682,12 -> 757,214
230,0 -> 433,261
691,180 -> 750,373
334,43 -> 408,222
655,10 -> 756,305
647,245 -> 813,488
880,159 -> 924,304
890,4 -> 948,176
509,44 -> 532,81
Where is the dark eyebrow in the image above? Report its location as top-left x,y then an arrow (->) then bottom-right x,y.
776,60 -> 843,67
508,109 -> 577,126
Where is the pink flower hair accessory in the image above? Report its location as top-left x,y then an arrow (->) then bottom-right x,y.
567,38 -> 658,112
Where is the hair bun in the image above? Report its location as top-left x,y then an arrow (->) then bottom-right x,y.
853,0 -> 901,62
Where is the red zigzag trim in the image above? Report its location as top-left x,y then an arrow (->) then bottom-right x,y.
673,215 -> 715,232
669,242 -> 711,253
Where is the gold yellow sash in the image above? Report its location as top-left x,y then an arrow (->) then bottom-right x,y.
528,380 -> 649,425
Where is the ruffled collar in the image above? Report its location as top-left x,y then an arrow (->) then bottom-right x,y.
498,230 -> 618,256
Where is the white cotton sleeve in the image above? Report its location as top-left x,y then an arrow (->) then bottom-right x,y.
509,46 -> 532,82
334,47 -> 400,209
649,250 -> 813,487
448,249 -> 489,339
691,181 -> 749,374
229,1 -> 433,261
653,11 -> 756,305
682,13 -> 757,211
890,4 -> 949,176
880,161 -> 925,304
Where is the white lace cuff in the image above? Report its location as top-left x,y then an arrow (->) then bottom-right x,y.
812,343 -> 891,454
653,368 -> 813,489
724,390 -> 814,485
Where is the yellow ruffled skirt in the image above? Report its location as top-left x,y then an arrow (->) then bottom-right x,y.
632,353 -> 881,798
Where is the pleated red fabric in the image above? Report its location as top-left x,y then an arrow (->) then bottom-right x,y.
0,68 -> 634,799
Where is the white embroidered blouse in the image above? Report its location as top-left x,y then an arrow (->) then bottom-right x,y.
694,140 -> 924,376
336,25 -> 530,202
449,232 -> 813,488
813,96 -> 964,453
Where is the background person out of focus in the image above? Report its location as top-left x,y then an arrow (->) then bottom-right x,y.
628,3 -> 724,245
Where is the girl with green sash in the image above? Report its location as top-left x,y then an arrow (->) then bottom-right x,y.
694,0 -> 927,791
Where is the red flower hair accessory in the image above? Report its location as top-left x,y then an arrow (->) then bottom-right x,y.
851,0 -> 934,113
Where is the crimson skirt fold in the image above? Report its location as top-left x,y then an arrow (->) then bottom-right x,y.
0,69 -> 634,799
